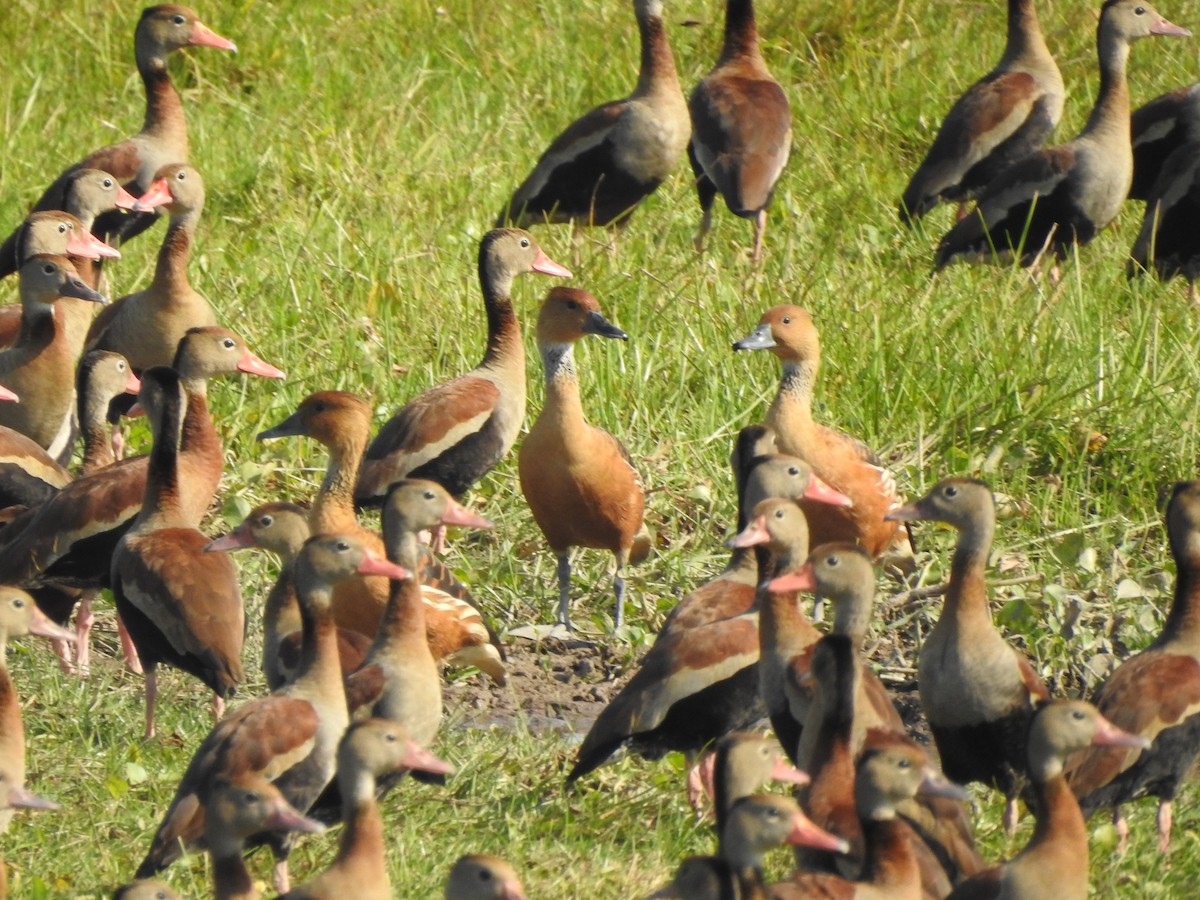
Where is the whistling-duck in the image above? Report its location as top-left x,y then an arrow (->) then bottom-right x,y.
201,775 -> 323,900
0,326 -> 284,594
279,719 -> 454,900
259,390 -> 506,680
445,855 -> 528,900
1130,81 -> 1200,200
0,169 -> 133,283
734,306 -> 911,567
356,229 -> 570,517
773,736 -> 969,900
708,731 -> 810,837
136,534 -> 406,891
0,587 -> 72,836
934,0 -> 1190,273
111,367 -> 245,737
0,255 -> 106,457
899,0 -> 1063,225
86,164 -> 218,369
16,5 -> 235,248
112,881 -> 182,900
886,477 -> 1049,833
1064,481 -> 1200,854
497,0 -> 688,232
1127,138 -> 1200,299
519,286 -> 647,629
1,210 -> 119,284
947,700 -> 1147,900
687,0 -> 792,261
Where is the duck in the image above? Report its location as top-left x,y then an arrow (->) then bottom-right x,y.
278,719 -> 454,900
13,5 -> 235,248
933,0 -> 1191,274
1065,480 -> 1200,854
0,326 -> 284,596
899,0 -> 1063,225
445,855 -> 528,900
1126,137 -> 1200,299
886,477 -> 1049,833
945,700 -> 1148,900
204,501 -> 372,690
708,731 -> 810,837
687,0 -> 792,261
519,286 -> 647,629
136,533 -> 407,891
0,255 -> 107,458
496,0 -> 688,233
258,390 -> 506,681
772,734 -> 969,900
355,229 -> 570,523
111,366 -> 245,738
86,164 -> 217,370
733,306 -> 910,566
0,209 -> 120,287
1129,82 -> 1200,200
200,775 -> 324,900
0,169 -> 134,284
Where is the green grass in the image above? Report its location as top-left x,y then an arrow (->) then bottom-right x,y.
2,0 -> 1200,895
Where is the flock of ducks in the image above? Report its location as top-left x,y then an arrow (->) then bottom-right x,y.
0,0 -> 1198,897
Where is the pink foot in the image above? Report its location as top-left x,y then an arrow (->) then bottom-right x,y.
686,752 -> 715,816
144,669 -> 157,740
1158,800 -> 1173,856
273,859 -> 291,894
117,613 -> 143,674
76,593 -> 96,677
1115,807 -> 1129,857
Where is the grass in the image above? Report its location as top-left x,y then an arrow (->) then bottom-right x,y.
1,0 -> 1199,895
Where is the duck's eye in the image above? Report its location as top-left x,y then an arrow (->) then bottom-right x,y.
781,316 -> 791,325
173,14 -> 187,25
1072,709 -> 1086,720
519,238 -> 530,248
312,402 -> 327,413
944,485 -> 958,498
423,490 -> 435,500
12,599 -> 23,609
787,466 -> 799,476
825,556 -> 839,567
42,263 -> 55,275
176,170 -> 187,181
897,758 -> 911,769
58,223 -> 68,234
259,515 -> 274,527
1134,5 -> 1146,13
222,338 -> 236,349
385,732 -> 398,742
243,791 -> 260,803
103,178 -> 114,188
479,870 -> 493,882
336,540 -> 351,552
117,361 -> 126,371
773,509 -> 785,519
566,300 -> 578,310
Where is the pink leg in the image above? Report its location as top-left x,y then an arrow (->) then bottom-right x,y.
111,428 -> 125,461
212,692 -> 225,723
75,592 -> 96,677
686,752 -> 714,816
1002,796 -> 1019,835
751,210 -> 767,263
50,637 -> 77,676
273,859 -> 290,894
1158,800 -> 1173,855
430,524 -> 447,555
1114,806 -> 1129,856
117,613 -> 143,674
144,668 -> 157,740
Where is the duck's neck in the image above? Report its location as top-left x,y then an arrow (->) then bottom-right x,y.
1081,23 -> 1130,142
539,343 -> 586,430
860,815 -> 919,891
479,263 -> 524,373
720,0 -> 763,65
176,380 -> 221,523
331,768 -> 389,884
1025,771 -> 1088,871
943,513 -> 995,628
210,843 -> 258,900
1001,0 -> 1049,66
769,361 -> 817,437
830,589 -> 872,649
291,591 -> 345,708
137,399 -> 186,530
139,55 -> 187,149
371,530 -> 427,656
151,212 -> 198,297
634,6 -> 682,98
313,426 -> 368,535
7,305 -> 55,367
760,589 -> 819,660
1158,550 -> 1200,649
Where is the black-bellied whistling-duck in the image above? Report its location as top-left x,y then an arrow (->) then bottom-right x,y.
656,795 -> 849,899
772,736 -> 969,900
1065,481 -> 1200,854
201,775 -> 323,900
112,881 -> 182,900
0,255 -> 106,457
886,477 -> 1049,833
0,169 -> 134,283
136,533 -> 407,889
86,164 -> 217,370
279,719 -> 454,900
11,5 -> 235,249
946,701 -> 1148,900
355,229 -> 570,518
1130,82 -> 1200,200
708,731 -> 810,837
934,1 -> 1190,274
258,390 -> 506,681
205,502 -> 371,690
687,0 -> 792,261
0,326 -> 284,594
1127,139 -> 1200,299
734,306 -> 911,568
519,286 -> 646,630
0,587 -> 72,838
899,0 -> 1063,225
2,210 -> 120,281
497,0 -> 688,233
111,366 -> 245,738
445,855 -> 528,900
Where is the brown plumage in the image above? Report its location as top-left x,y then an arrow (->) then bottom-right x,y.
688,0 -> 792,261
1065,481 -> 1200,854
946,701 -> 1147,900
86,164 -> 217,369
6,5 -> 235,250
519,286 -> 646,629
886,478 -> 1050,834
934,0 -> 1190,272
899,0 -> 1063,224
497,0 -> 688,231
734,307 -> 910,567
356,229 -> 570,511
445,855 -> 528,900
111,367 -> 245,738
